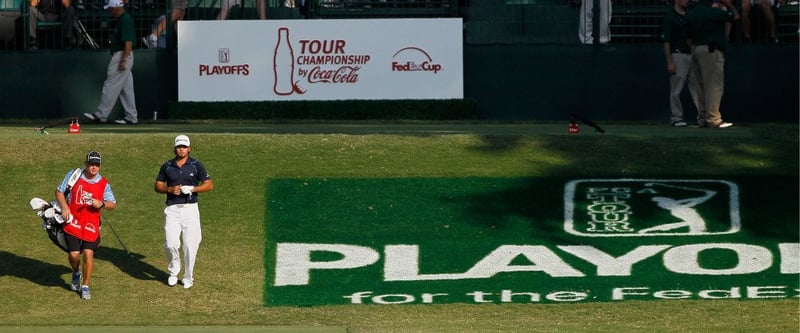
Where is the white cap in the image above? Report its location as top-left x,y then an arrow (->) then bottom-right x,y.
174,134 -> 191,147
103,0 -> 124,9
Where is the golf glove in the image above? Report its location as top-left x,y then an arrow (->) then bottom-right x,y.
180,185 -> 195,194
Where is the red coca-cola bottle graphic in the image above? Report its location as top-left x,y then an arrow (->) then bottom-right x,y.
273,27 -> 295,96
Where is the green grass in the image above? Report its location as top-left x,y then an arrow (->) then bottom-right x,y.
0,122 -> 797,332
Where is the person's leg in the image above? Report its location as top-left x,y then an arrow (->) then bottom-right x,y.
696,48 -> 725,125
598,0 -> 611,43
164,205 -> 183,279
94,53 -> 126,121
669,53 -> 693,124
741,0 -> 752,40
686,54 -> 705,119
181,204 -> 202,287
760,0 -> 776,41
118,54 -> 138,123
82,249 -> 94,286
257,0 -> 266,19
65,235 -> 82,290
61,5 -> 75,39
153,15 -> 166,38
578,0 -> 593,44
68,251 -> 81,272
216,0 -> 236,20
28,6 -> 44,48
690,48 -> 708,126
172,8 -> 185,23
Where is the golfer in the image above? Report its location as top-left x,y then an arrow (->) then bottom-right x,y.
55,150 -> 117,300
154,135 -> 213,289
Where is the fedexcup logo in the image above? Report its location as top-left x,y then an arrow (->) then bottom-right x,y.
565,179 -> 740,237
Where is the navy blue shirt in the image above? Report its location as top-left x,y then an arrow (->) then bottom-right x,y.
156,157 -> 211,206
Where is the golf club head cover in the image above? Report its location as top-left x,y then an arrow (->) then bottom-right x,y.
30,198 -> 50,211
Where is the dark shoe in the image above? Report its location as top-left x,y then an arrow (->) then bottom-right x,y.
29,39 -> 38,51
70,271 -> 81,291
114,119 -> 138,125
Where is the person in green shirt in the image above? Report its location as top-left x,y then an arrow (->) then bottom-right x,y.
83,0 -> 139,125
685,0 -> 739,128
661,0 -> 703,127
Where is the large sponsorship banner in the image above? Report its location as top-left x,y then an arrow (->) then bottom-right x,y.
264,177 -> 799,306
177,19 -> 463,101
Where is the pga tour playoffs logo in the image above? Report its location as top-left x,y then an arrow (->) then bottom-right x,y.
265,177 -> 800,306
564,179 -> 740,236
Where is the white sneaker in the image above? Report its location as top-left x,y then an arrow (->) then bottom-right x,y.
167,276 -> 178,286
183,281 -> 193,289
80,285 -> 91,300
142,35 -> 157,48
712,122 -> 733,128
671,121 -> 688,127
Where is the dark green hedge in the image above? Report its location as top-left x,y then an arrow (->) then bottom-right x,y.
168,99 -> 479,120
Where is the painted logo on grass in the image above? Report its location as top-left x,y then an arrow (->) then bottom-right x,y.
264,177 -> 799,306
565,179 -> 740,237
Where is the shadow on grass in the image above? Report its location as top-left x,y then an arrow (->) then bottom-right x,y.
455,176 -> 799,243
0,251 -> 71,289
95,247 -> 169,284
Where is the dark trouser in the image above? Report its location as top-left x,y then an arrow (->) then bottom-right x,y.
29,6 -> 75,40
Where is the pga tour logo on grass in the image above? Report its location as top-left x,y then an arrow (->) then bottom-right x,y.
564,179 -> 740,237
265,177 -> 799,306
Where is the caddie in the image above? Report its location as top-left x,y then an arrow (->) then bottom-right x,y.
55,150 -> 117,300
154,134 -> 213,289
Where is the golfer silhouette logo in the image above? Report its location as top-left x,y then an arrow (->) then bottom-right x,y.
637,183 -> 716,234
563,179 -> 741,237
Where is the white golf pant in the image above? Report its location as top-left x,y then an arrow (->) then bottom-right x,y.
164,203 -> 202,285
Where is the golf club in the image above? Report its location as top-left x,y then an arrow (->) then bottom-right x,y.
102,216 -> 131,255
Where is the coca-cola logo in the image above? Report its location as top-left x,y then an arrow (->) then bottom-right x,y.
391,47 -> 443,74
273,28 -> 371,96
307,66 -> 360,83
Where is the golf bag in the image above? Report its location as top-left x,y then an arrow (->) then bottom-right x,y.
29,197 -> 70,252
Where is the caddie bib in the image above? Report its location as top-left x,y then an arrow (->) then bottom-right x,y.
63,176 -> 107,242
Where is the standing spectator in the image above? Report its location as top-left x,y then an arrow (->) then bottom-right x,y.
54,150 -> 117,300
686,0 -> 738,128
28,0 -> 75,50
741,0 -> 777,43
83,0 -> 138,125
578,0 -> 611,44
142,0 -> 187,48
661,0 -> 704,127
154,135 -> 214,289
